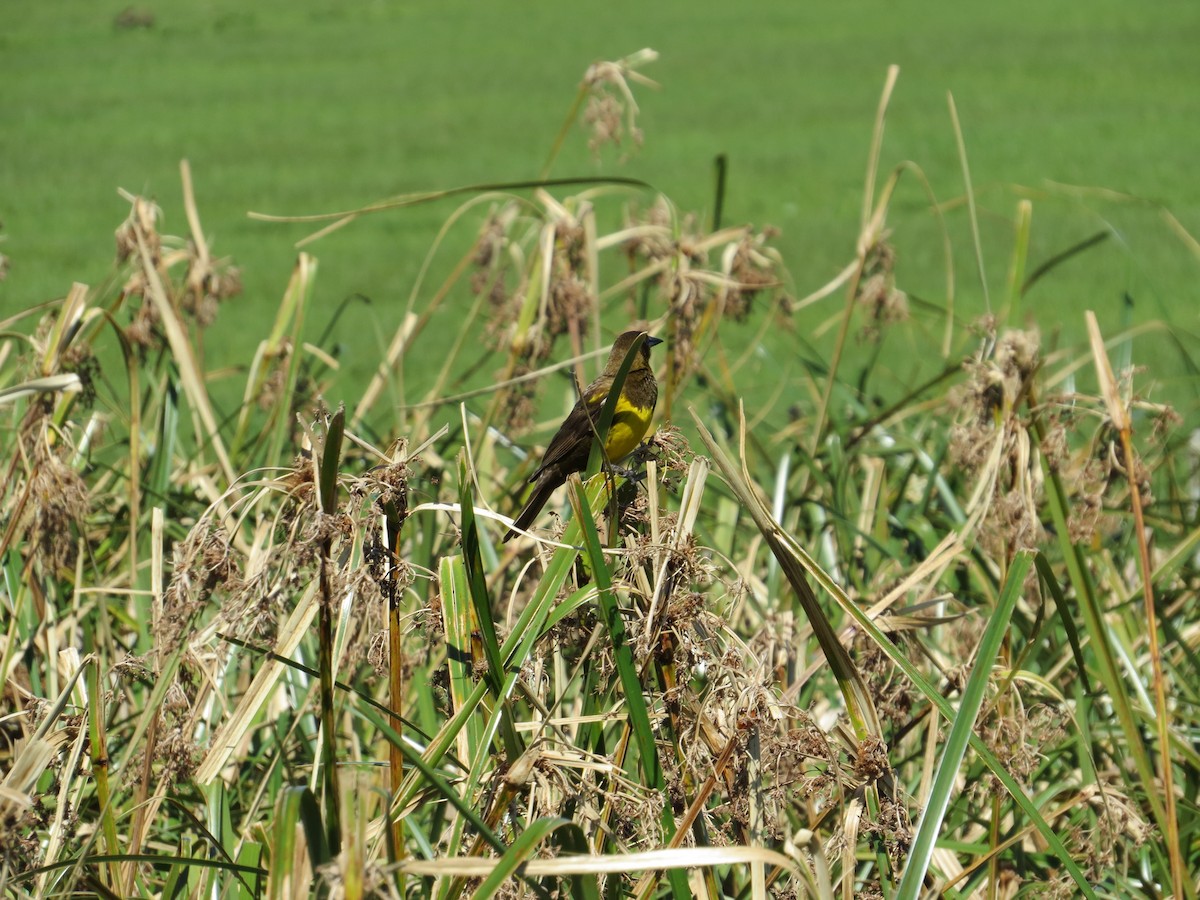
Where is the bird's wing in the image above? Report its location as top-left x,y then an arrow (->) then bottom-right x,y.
530,383 -> 608,479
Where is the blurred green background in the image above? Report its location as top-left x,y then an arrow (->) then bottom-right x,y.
4,0 -> 1199,417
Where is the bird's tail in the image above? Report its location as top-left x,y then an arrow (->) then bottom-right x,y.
502,474 -> 560,543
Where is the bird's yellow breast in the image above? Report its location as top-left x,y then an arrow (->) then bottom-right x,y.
603,393 -> 654,461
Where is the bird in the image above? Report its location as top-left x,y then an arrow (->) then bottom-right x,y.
503,330 -> 663,542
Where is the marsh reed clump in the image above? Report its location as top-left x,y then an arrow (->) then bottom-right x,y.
2,59 -> 1197,900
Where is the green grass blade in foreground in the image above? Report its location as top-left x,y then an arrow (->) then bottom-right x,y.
148,371 -> 179,507
471,818 -> 597,900
689,408 -> 881,742
355,704 -> 506,856
457,453 -> 505,697
544,583 -> 599,631
1037,418 -> 1169,833
270,786 -> 329,900
394,479 -> 609,810
545,822 -> 602,900
691,411 -> 1099,899
567,476 -> 660,787
458,453 -> 524,762
1033,553 -> 1091,695
439,555 -> 486,760
568,476 -> 691,900
314,406 -> 345,856
430,485 -> 619,888
896,550 -> 1032,899
266,255 -> 317,468
84,661 -> 120,889
316,405 -> 345,515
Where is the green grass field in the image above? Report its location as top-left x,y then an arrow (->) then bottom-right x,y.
5,0 -> 1199,418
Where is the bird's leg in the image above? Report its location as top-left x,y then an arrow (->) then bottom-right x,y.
609,463 -> 642,480
613,450 -> 659,481
608,439 -> 660,481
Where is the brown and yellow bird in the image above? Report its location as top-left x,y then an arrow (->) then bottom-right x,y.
503,330 -> 662,542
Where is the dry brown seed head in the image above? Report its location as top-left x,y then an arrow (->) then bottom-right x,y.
853,734 -> 890,783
